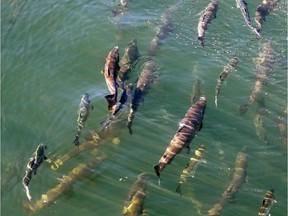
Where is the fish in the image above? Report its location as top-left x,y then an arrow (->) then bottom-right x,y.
239,40 -> 275,115
112,0 -> 129,16
148,5 -> 175,56
101,46 -> 120,111
73,93 -> 94,146
192,78 -> 202,104
153,97 -> 206,180
23,154 -> 107,212
207,146 -> 248,216
127,60 -> 156,135
255,0 -> 279,35
277,117 -> 287,148
253,105 -> 268,144
22,144 -> 48,201
236,0 -> 261,37
122,173 -> 149,216
257,189 -> 277,216
197,0 -> 218,47
176,145 -> 206,196
215,57 -> 239,107
118,39 -> 140,88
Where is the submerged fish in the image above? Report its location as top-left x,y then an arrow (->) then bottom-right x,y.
197,0 -> 218,47
253,105 -> 268,144
176,145 -> 206,196
122,173 -> 149,216
239,41 -> 275,115
215,57 -> 239,107
22,144 -> 48,201
192,78 -> 202,104
236,0 -> 261,37
154,97 -> 206,180
118,39 -> 140,87
73,93 -> 94,146
255,0 -> 279,35
112,0 -> 129,16
102,46 -> 120,111
127,60 -> 156,135
257,189 -> 277,216
207,146 -> 248,216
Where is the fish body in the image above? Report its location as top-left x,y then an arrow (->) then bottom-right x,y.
127,60 -> 155,134
127,173 -> 149,202
176,145 -> 206,195
240,41 -> 275,115
192,78 -> 202,104
253,106 -> 268,144
118,39 -> 140,86
154,97 -> 206,179
73,93 -> 94,146
255,0 -> 279,35
258,189 -> 277,216
102,46 -> 120,111
197,0 -> 218,47
236,0 -> 261,37
22,144 -> 47,201
215,57 -> 239,107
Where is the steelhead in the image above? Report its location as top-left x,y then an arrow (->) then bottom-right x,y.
257,189 -> 277,216
102,46 -> 120,111
176,145 -> 206,196
197,0 -> 218,47
215,57 -> 239,107
154,97 -> 206,180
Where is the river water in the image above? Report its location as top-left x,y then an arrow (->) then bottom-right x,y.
1,0 -> 287,215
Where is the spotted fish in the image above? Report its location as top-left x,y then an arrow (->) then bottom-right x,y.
257,189 -> 277,216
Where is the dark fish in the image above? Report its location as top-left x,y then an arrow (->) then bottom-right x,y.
253,105 -> 268,144
23,154 -> 107,212
207,146 -> 248,216
197,0 -> 218,47
240,41 -> 275,115
255,0 -> 279,35
176,145 -> 206,196
118,39 -> 140,87
122,173 -> 149,216
215,57 -> 239,107
148,5 -> 175,56
127,60 -> 156,135
258,189 -> 277,216
102,46 -> 120,111
22,144 -> 48,201
112,0 -> 129,16
73,93 -> 94,146
154,97 -> 206,180
236,0 -> 261,37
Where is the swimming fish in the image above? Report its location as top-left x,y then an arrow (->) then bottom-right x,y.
207,146 -> 248,216
112,0 -> 129,16
255,0 -> 279,35
118,39 -> 140,87
239,40 -> 275,115
127,60 -> 156,135
102,46 -> 120,111
73,93 -> 94,146
192,78 -> 202,104
154,97 -> 206,180
122,173 -> 149,216
257,189 -> 277,216
22,144 -> 48,201
253,105 -> 268,144
176,145 -> 206,196
24,154 -> 107,212
215,57 -> 239,107
236,0 -> 261,37
197,0 -> 218,47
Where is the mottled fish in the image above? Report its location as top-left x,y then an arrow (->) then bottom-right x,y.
257,189 -> 277,216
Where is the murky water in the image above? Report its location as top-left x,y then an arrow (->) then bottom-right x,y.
1,0 -> 287,215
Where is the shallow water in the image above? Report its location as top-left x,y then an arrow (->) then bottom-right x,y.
1,0 -> 287,215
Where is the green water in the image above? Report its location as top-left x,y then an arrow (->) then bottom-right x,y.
1,0 -> 287,215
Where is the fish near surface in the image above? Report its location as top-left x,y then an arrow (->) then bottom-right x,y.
255,0 -> 279,35
197,0 -> 218,47
22,144 -> 48,201
102,46 -> 120,111
236,0 -> 261,37
73,93 -> 94,146
126,173 -> 149,202
127,60 -> 156,135
176,145 -> 206,196
253,105 -> 268,144
257,189 -> 277,216
112,0 -> 129,16
215,57 -> 239,107
118,39 -> 140,87
154,97 -> 206,180
239,40 -> 275,115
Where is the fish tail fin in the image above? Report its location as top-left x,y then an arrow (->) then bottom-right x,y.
176,184 -> 182,196
153,164 -> 161,180
105,94 -> 117,111
197,37 -> 204,47
239,104 -> 249,115
73,135 -> 80,146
